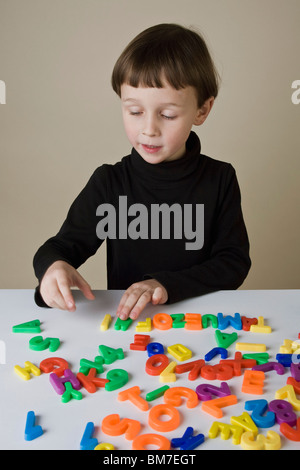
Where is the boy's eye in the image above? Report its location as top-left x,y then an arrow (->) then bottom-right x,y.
162,114 -> 176,120
128,111 -> 176,120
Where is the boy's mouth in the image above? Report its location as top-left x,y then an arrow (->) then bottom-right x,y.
141,144 -> 162,154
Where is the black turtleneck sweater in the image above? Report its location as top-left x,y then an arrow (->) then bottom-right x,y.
33,132 -> 251,307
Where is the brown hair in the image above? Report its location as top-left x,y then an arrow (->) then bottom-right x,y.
111,23 -> 220,107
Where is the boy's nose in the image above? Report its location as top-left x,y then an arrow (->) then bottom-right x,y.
142,115 -> 160,137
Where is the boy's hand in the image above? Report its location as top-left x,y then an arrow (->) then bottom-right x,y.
39,260 -> 95,311
116,279 -> 168,321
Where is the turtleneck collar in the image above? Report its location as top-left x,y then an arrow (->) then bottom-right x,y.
130,131 -> 202,183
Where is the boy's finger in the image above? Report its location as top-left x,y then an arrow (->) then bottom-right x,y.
46,284 -> 70,310
127,290 -> 152,320
57,280 -> 76,311
116,291 -> 130,318
117,290 -> 141,319
152,287 -> 163,304
74,273 -> 95,300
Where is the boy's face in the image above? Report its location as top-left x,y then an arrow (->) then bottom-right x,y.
121,82 -> 212,164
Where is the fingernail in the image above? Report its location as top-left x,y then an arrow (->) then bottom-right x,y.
130,312 -> 137,320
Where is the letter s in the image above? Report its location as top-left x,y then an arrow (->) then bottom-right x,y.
291,80 -> 300,105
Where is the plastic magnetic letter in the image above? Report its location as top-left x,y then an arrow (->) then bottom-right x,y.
61,381 -> 83,403
241,316 -> 258,331
201,314 -> 218,329
217,312 -> 242,330
118,386 -> 149,411
220,351 -> 256,376
195,382 -> 231,401
98,344 -> 124,364
153,313 -> 172,330
135,318 -> 151,332
130,334 -> 150,351
79,356 -> 104,374
279,339 -> 293,354
215,330 -> 238,349
204,347 -> 228,362
240,431 -> 281,450
291,362 -> 300,381
145,354 -> 169,376
100,314 -> 111,331
114,317 -> 133,331
252,361 -> 285,375
101,414 -> 141,440
240,432 -> 264,450
287,377 -> 300,394
94,443 -> 115,450
201,395 -> 237,419
200,363 -> 234,381
170,314 -> 186,328
268,399 -> 297,426
14,361 -> 41,381
243,352 -> 269,365
241,370 -> 265,394
163,386 -> 198,409
280,417 -> 300,441
175,359 -> 204,381
80,422 -> 98,450
171,427 -> 205,450
230,412 -> 258,435
184,313 -> 202,330
262,431 -> 282,450
275,384 -> 300,411
250,316 -> 272,333
208,421 -> 244,445
236,342 -> 266,352
148,404 -> 180,432
39,357 -> 69,377
77,368 -> 109,393
24,411 -> 43,441
12,319 -> 41,333
50,369 -> 81,395
245,399 -> 275,428
29,335 -> 60,352
105,369 -> 129,391
159,361 -> 177,382
167,343 -> 192,362
146,342 -> 164,357
146,385 -> 170,402
132,433 -> 170,450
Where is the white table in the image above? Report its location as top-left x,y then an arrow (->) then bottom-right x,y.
0,289 -> 299,450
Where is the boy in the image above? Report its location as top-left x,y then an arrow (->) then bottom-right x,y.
33,23 -> 251,320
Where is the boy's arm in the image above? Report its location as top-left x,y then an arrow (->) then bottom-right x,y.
33,167 -> 106,307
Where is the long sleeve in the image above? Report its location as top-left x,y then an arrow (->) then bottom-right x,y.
33,167 -> 108,305
144,166 -> 251,304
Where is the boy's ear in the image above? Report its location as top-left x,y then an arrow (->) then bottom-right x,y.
194,97 -> 214,126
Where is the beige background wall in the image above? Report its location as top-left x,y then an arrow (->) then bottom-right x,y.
0,0 -> 299,291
